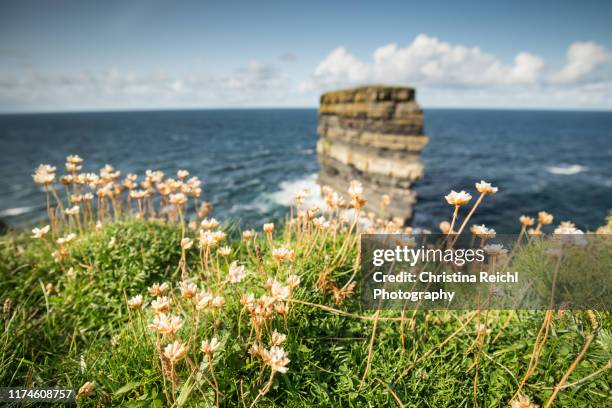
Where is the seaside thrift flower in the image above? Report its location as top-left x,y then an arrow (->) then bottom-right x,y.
66,162 -> 82,172
242,229 -> 255,241
519,215 -> 535,226
218,246 -> 231,257
57,233 -> 77,245
180,281 -> 198,299
198,202 -> 213,218
272,247 -> 295,263
169,193 -> 187,206
182,182 -> 193,195
510,394 -> 539,408
164,340 -> 187,364
270,330 -> 286,346
294,190 -> 307,206
51,248 -> 67,263
471,224 -> 496,239
187,176 -> 200,189
201,218 -> 220,230
313,216 -> 331,230
249,343 -> 263,358
263,223 -> 274,233
181,237 -> 193,250
148,282 -> 169,297
275,302 -> 288,316
96,221 -> 103,231
177,169 -> 189,180
538,211 -> 554,225
146,169 -> 164,183
127,294 -> 144,309
439,221 -> 451,234
270,281 -> 290,301
262,346 -> 290,373
31,225 -> 50,239
380,194 -> 391,208
240,293 -> 255,308
553,224 -> 587,246
130,190 -> 148,199
286,275 -> 301,289
325,192 -> 344,209
199,230 -> 218,248
348,180 -> 363,197
77,381 -> 95,398
307,206 -> 320,219
45,283 -> 56,295
475,180 -> 498,195
228,261 -> 247,283
201,337 -> 221,355
151,296 -> 171,313
152,313 -> 183,336
32,164 -> 56,185
108,236 -> 116,249
553,224 -> 583,234
349,194 -> 367,210
194,290 -> 214,309
527,228 -> 542,236
70,195 -> 83,204
483,244 -> 507,256
60,175 -> 74,186
212,230 -> 226,243
66,154 -> 83,165
123,173 -> 137,189
332,282 -> 356,305
445,190 -> 472,206
211,295 -> 226,309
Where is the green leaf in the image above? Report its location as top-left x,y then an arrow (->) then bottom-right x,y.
114,381 -> 142,396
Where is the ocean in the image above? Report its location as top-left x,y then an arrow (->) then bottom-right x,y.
0,109 -> 610,232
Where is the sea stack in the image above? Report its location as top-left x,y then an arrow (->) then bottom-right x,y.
316,85 -> 427,224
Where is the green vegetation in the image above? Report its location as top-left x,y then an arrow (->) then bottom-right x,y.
2,160 -> 609,407
1,219 -> 610,407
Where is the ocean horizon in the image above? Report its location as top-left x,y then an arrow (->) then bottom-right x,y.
1,108 -> 611,232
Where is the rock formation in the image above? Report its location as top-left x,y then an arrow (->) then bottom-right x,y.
316,85 -> 427,224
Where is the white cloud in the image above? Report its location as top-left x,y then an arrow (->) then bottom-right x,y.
0,60 -> 292,111
305,34 -> 546,89
301,34 -> 612,108
553,41 -> 612,83
2,34 -> 612,111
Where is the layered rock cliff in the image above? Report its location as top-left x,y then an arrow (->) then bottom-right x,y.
316,86 -> 427,224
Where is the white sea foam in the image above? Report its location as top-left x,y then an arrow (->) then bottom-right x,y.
0,206 -> 33,217
270,173 -> 326,209
545,164 -> 587,175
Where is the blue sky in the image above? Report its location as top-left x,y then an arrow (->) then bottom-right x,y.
1,0 -> 612,112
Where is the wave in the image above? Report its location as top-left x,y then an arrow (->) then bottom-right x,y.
545,164 -> 587,175
270,173 -> 326,208
0,206 -> 34,217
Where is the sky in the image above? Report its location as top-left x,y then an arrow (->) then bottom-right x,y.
1,0 -> 612,112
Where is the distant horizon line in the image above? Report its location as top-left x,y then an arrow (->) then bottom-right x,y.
1,105 -> 612,115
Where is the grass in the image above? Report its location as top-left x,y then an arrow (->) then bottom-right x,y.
0,218 -> 610,407
0,161 -> 610,407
